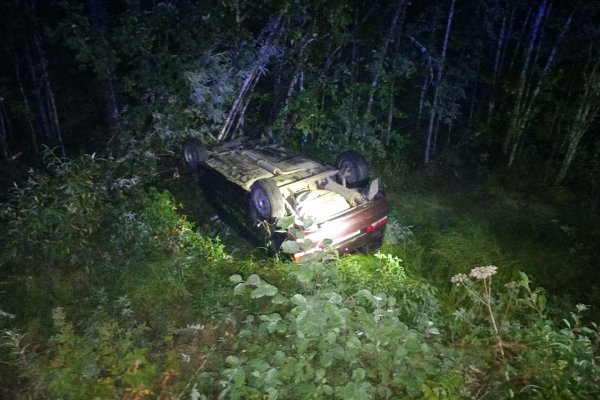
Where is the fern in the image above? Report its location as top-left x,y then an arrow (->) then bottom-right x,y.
422,371 -> 465,400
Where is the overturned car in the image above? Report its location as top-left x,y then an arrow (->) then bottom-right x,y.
183,137 -> 388,259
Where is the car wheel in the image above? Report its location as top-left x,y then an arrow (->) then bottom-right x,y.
183,138 -> 208,171
250,178 -> 285,220
336,150 -> 369,188
269,230 -> 288,252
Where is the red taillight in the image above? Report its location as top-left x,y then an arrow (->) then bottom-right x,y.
366,216 -> 388,233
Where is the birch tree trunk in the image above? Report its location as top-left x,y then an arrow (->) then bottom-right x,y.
86,0 -> 120,138
16,0 -> 66,157
487,6 -> 513,124
13,52 -> 39,155
411,36 -> 434,124
360,0 -> 406,141
508,5 -> 533,74
554,55 -> 600,185
505,5 -> 573,167
24,43 -> 52,141
424,0 -> 455,164
0,98 -> 11,161
503,0 -> 547,158
218,15 -> 284,142
468,48 -> 482,130
33,31 -> 65,157
386,79 -> 395,145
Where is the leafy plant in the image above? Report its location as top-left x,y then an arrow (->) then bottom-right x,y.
110,188 -> 229,262
0,150 -> 113,267
1,299 -> 162,400
218,254 -> 462,399
451,266 -> 600,398
0,148 -> 225,271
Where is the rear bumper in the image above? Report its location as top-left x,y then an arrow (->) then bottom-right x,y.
292,196 -> 388,259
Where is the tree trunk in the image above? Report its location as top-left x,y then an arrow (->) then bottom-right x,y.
13,52 -> 39,155
0,98 -> 11,159
218,15 -> 284,142
24,43 -> 53,142
386,79 -> 394,146
86,0 -> 120,140
554,55 -> 600,185
0,98 -> 21,183
468,47 -> 482,130
503,0 -> 547,157
281,35 -> 313,113
506,6 -> 573,167
542,104 -> 562,184
350,9 -> 359,139
411,36 -> 434,124
487,6 -> 512,124
360,0 -> 406,141
508,5 -> 533,74
424,0 -> 455,164
33,31 -> 65,157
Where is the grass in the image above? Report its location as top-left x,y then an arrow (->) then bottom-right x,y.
378,180 -> 600,322
2,169 -> 600,398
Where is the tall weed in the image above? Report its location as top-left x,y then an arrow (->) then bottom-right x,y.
429,221 -> 506,285
450,266 -> 600,398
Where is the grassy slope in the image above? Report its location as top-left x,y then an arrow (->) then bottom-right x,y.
1,170 -> 599,398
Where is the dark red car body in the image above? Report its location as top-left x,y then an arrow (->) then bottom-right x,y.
183,138 -> 388,258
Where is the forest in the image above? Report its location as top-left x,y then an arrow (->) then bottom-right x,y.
1,0 -> 599,398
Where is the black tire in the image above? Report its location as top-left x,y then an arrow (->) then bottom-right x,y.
336,150 -> 369,188
269,230 -> 288,252
250,178 -> 285,220
183,138 -> 208,171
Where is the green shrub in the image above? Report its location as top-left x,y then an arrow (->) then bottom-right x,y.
216,254 -> 463,399
514,307 -> 600,399
338,252 -> 441,330
0,149 -> 226,271
450,267 -> 600,398
0,152 -> 113,267
108,188 -> 230,263
1,300 -> 162,399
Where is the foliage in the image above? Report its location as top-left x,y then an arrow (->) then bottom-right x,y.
219,256 -> 461,399
109,188 -> 229,263
44,304 -> 159,399
429,221 -> 505,285
184,52 -> 238,138
149,50 -> 251,149
337,252 -> 442,330
0,149 -> 226,271
2,178 -> 600,399
383,213 -> 415,246
450,266 -> 600,399
0,150 -> 117,267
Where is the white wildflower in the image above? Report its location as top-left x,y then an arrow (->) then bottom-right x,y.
469,265 -> 498,280
451,273 -> 468,285
504,281 -> 519,290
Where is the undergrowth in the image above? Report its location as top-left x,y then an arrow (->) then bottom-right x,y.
1,152 -> 599,399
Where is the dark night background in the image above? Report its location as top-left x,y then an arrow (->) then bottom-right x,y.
1,0 -> 600,398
